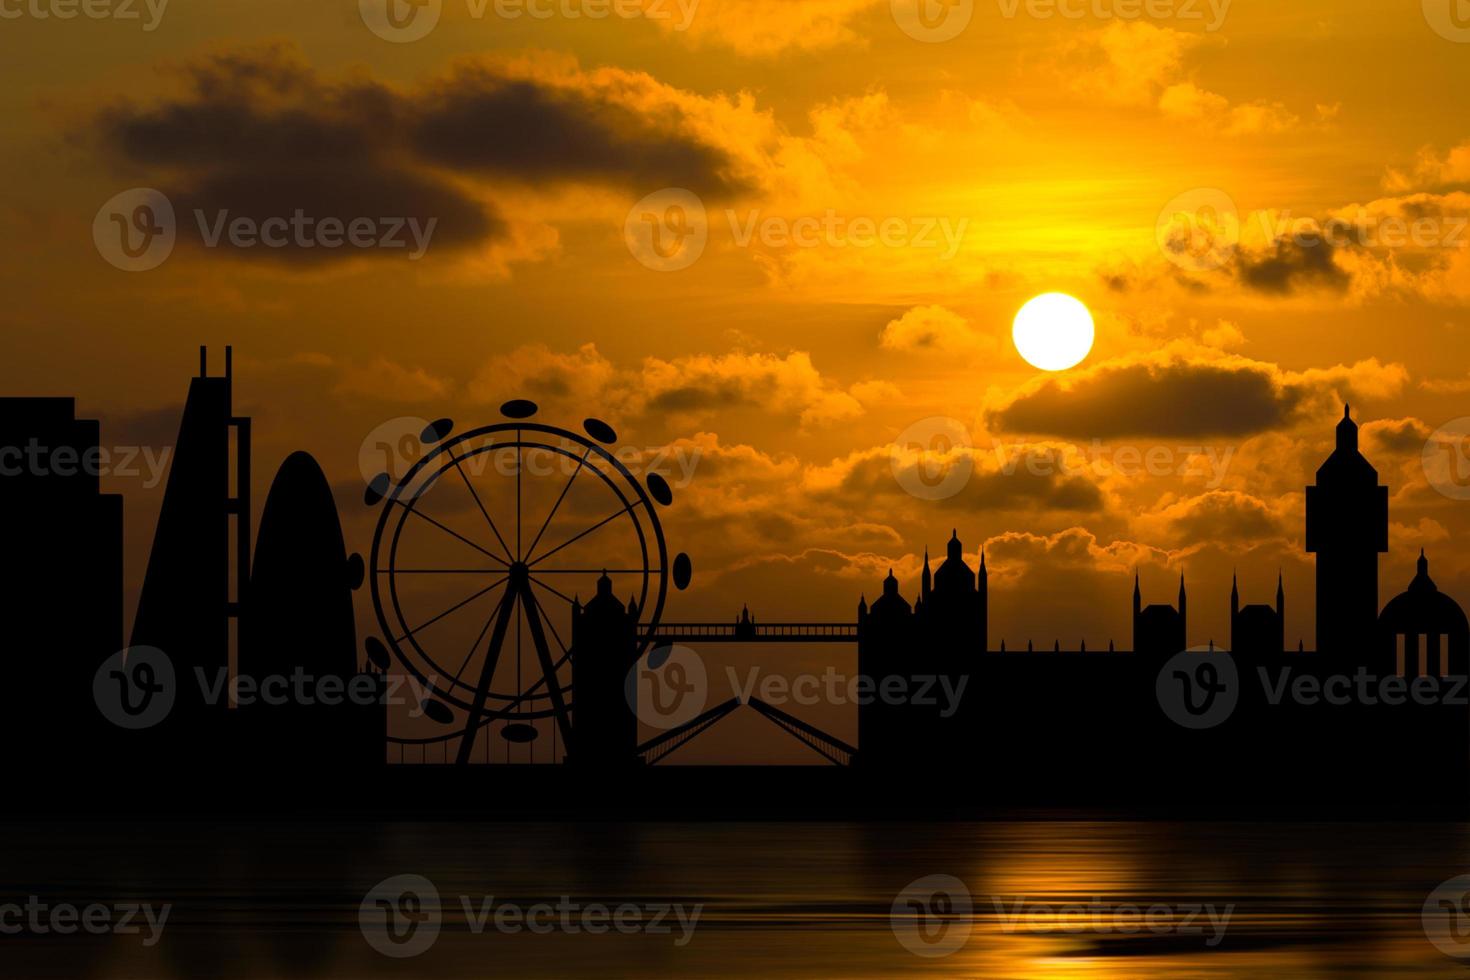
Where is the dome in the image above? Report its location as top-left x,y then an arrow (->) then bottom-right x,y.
1379,552 -> 1469,637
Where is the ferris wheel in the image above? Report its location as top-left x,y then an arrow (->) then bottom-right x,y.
362,400 -> 692,764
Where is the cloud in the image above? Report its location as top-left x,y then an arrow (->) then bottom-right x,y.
879,305 -> 991,354
647,0 -> 882,56
806,443 -> 1107,514
639,350 -> 865,427
986,347 -> 1408,439
1233,235 -> 1351,295
1133,490 -> 1292,547
465,343 -> 867,429
1362,417 -> 1432,455
1061,22 -> 1297,134
333,357 -> 454,403
89,44 -> 765,269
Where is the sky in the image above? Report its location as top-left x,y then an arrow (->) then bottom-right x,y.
4,0 -> 1470,760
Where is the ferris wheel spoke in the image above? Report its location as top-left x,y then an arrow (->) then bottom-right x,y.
533,567 -> 660,575
527,574 -> 578,606
450,453 -> 514,563
524,448 -> 591,561
455,586 -> 519,766
527,498 -> 643,567
391,498 -> 508,567
393,576 -> 508,644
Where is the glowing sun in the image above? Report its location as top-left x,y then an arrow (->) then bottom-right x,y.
1012,293 -> 1095,371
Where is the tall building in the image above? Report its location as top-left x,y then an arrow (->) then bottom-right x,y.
129,348 -> 250,757
0,397 -> 123,767
570,573 -> 640,767
1306,406 -> 1388,655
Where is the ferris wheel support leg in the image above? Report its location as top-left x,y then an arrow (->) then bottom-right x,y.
455,587 -> 518,766
522,587 -> 575,755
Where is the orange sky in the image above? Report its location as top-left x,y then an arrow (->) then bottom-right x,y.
4,0 -> 1470,757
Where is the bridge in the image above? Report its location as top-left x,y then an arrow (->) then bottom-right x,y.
641,622 -> 859,643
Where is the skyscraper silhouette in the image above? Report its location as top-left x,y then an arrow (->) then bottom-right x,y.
1306,406 -> 1388,655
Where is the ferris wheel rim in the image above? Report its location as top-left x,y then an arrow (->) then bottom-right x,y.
367,419 -> 671,724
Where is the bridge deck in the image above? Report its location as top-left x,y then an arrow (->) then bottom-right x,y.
642,623 -> 858,643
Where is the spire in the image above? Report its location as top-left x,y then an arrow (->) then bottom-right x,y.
1335,403 -> 1358,452
1231,571 -> 1239,615
980,548 -> 987,575
1276,569 -> 1285,611
921,548 -> 932,601
947,529 -> 962,562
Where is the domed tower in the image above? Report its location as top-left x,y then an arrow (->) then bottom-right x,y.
571,572 -> 640,767
1306,406 -> 1389,655
1378,552 -> 1469,678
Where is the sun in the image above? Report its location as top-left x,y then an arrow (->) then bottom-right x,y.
1012,293 -> 1095,371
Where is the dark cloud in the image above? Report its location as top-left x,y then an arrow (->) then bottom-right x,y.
90,44 -> 747,265
831,448 -> 1106,514
988,359 -> 1303,439
1234,236 -> 1351,295
1160,492 -> 1287,544
411,69 -> 748,197
1363,417 -> 1432,454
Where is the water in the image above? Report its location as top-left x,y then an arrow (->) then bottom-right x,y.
2,820 -> 1467,977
